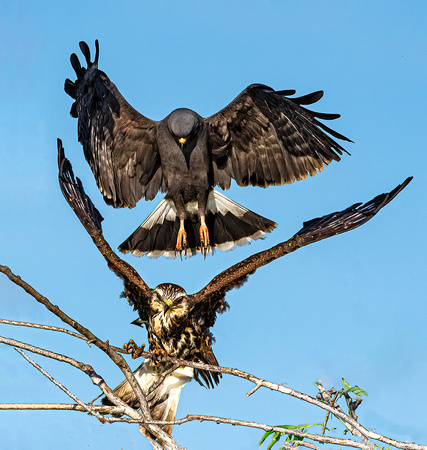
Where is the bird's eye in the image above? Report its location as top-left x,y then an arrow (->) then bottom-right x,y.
178,137 -> 186,144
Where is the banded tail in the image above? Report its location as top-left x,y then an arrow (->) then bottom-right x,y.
119,189 -> 277,258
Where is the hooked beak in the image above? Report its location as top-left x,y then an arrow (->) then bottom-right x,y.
164,304 -> 170,313
179,137 -> 186,150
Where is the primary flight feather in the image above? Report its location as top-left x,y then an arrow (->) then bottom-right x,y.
65,40 -> 351,258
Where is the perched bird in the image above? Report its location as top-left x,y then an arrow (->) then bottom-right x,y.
58,139 -> 411,437
65,40 -> 352,258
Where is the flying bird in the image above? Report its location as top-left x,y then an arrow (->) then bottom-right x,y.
57,139 -> 411,437
65,40 -> 352,258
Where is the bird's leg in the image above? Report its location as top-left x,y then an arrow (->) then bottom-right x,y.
198,191 -> 210,252
174,196 -> 187,254
200,215 -> 209,249
176,219 -> 187,252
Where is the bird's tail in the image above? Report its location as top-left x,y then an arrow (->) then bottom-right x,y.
103,360 -> 193,438
119,189 -> 277,258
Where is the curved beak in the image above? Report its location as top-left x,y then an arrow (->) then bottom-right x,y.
179,137 -> 186,150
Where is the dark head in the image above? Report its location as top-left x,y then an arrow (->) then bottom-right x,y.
166,108 -> 202,150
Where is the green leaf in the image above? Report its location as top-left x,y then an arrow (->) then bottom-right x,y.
348,386 -> 368,397
342,378 -> 368,397
342,378 -> 352,391
259,431 -> 275,445
266,433 -> 281,450
260,423 -> 326,448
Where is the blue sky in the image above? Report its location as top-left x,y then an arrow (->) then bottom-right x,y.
1,1 -> 426,449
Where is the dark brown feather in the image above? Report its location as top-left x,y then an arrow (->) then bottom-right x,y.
66,43 -> 162,209
191,177 -> 412,307
57,140 -> 152,317
206,84 -> 352,189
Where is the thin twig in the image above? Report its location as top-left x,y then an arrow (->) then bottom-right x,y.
120,354 -> 427,450
0,318 -> 85,339
246,383 -> 262,397
282,442 -> 317,450
14,348 -> 106,422
131,414 -> 373,449
0,403 -> 125,414
321,391 -> 340,435
0,334 -> 142,420
0,318 -> 129,353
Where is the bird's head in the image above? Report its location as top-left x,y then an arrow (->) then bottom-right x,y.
151,283 -> 189,315
167,108 -> 202,150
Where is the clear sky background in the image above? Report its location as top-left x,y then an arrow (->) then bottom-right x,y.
1,1 -> 426,449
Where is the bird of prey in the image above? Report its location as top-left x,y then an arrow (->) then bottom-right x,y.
65,40 -> 351,258
57,139 -> 411,436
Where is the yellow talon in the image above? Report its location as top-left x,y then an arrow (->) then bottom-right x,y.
176,228 -> 187,251
200,223 -> 209,248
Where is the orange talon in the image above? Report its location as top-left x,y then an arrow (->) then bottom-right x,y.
199,223 -> 210,248
123,339 -> 145,359
176,228 -> 187,251
153,348 -> 168,366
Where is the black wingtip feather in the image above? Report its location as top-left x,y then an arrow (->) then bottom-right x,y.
291,90 -> 324,105
313,118 -> 354,145
94,39 -> 99,66
64,78 -> 77,99
276,89 -> 296,96
79,41 -> 91,66
296,177 -> 413,242
70,53 -> 83,78
311,111 -> 341,121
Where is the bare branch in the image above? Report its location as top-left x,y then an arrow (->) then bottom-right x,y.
0,318 -> 85,339
15,347 -> 106,422
0,335 -> 141,419
246,383 -> 262,397
134,414 -> 373,449
282,442 -> 317,450
0,403 -> 125,414
0,318 -> 129,353
2,334 -> 426,449
120,354 -> 427,450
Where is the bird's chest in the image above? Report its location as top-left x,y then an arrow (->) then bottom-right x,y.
157,131 -> 211,198
148,313 -> 200,359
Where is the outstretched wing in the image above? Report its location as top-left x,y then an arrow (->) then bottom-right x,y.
57,139 -> 153,319
65,40 -> 163,208
191,177 -> 413,306
205,84 -> 352,190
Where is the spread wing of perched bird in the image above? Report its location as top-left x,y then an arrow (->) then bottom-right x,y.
65,40 -> 352,258
58,139 -> 411,436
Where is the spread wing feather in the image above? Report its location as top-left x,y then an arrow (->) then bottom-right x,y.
65,41 -> 162,208
191,177 -> 412,307
206,84 -> 352,190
